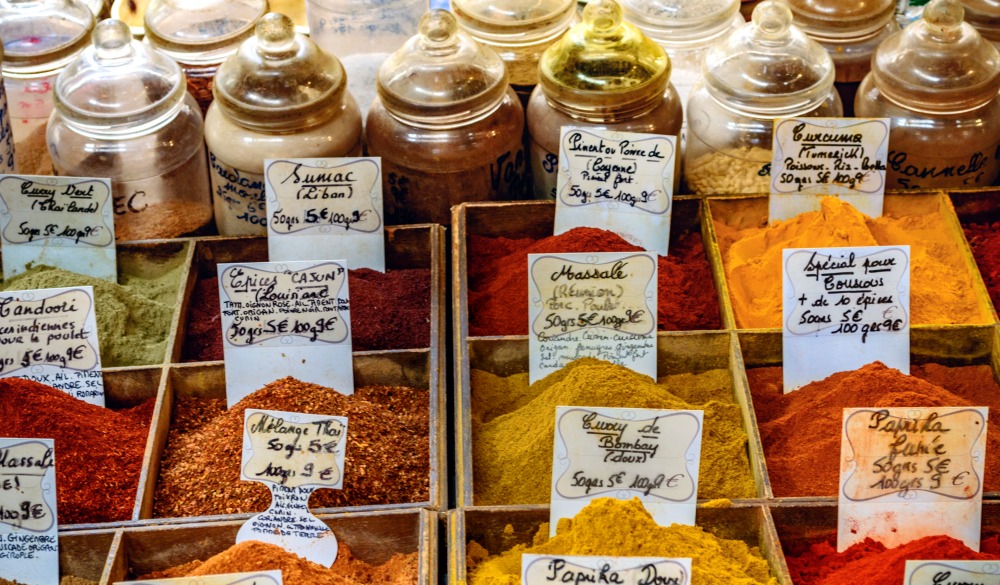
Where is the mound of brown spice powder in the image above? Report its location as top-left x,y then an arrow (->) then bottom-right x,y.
152,378 -> 430,517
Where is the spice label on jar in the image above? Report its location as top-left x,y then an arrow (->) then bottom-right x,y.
0,175 -> 116,281
209,152 -> 268,234
549,406 -> 702,534
527,252 -> 657,383
553,128 -> 676,256
0,286 -> 104,405
218,261 -> 353,405
521,555 -> 691,585
118,570 -> 283,585
237,409 -> 346,567
265,158 -> 385,271
838,406 -> 987,552
769,118 -> 890,221
782,246 -> 910,393
0,438 -> 59,585
904,561 -> 1000,585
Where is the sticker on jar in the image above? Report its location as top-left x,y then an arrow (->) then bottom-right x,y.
209,151 -> 268,236
118,571 -> 283,585
904,561 -> 1000,585
769,118 -> 890,222
0,438 -> 59,585
522,555 -> 691,585
554,128 -> 676,256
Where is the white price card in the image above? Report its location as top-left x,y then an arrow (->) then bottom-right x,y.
782,246 -> 910,392
522,555 -> 690,585
838,407 -> 987,552
265,158 -> 385,271
554,128 -> 676,256
0,438 -> 59,585
528,252 -> 657,383
769,118 -> 890,222
218,261 -> 353,406
905,561 -> 1000,585
237,409 -> 347,567
118,571 -> 283,585
0,286 -> 104,405
550,407 -> 702,535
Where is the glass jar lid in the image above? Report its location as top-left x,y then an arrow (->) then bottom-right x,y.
960,0 -> 1000,42
0,0 -> 95,75
451,0 -> 576,46
786,0 -> 896,40
538,0 -> 669,119
213,12 -> 347,131
377,10 -> 509,128
144,0 -> 268,66
702,0 -> 835,116
53,19 -> 187,136
872,0 -> 1000,113
620,0 -> 741,45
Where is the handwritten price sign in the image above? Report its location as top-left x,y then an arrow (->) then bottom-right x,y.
0,438 -> 59,585
522,555 -> 690,585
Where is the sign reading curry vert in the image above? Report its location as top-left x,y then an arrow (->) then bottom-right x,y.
218,261 -> 353,405
905,561 -> 1000,585
522,555 -> 690,585
528,252 -> 657,383
265,158 -> 385,271
0,174 -> 116,280
118,570 -> 283,585
0,438 -> 59,585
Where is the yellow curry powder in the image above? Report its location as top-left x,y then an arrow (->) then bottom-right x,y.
472,358 -> 756,504
466,498 -> 778,585
714,197 -> 988,329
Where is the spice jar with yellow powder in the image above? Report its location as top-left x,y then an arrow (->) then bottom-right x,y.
527,0 -> 682,200
855,0 -> 1000,190
683,0 -> 841,195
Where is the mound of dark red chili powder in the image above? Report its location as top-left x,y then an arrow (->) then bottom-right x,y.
466,226 -> 721,336
750,362 -> 1000,497
0,378 -> 155,524
964,222 -> 1000,305
182,268 -> 431,361
152,377 -> 429,517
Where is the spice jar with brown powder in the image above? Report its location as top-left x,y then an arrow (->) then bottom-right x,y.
47,18 -> 213,241
366,10 -> 527,225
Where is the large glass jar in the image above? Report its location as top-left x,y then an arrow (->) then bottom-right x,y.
961,0 -> 1000,46
0,0 -> 94,175
527,0 -> 682,200
684,0 -> 842,195
856,0 -> 1000,190
48,19 -> 212,241
366,10 -> 527,224
143,0 -> 268,115
205,12 -> 362,236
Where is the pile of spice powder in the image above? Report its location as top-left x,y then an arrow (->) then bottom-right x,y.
714,197 -> 988,328
2,578 -> 97,585
466,226 -> 721,336
0,260 -> 184,366
182,268 -> 432,362
0,378 -> 155,524
963,221 -> 1000,305
784,534 -> 1000,585
466,497 -> 777,585
138,541 -> 417,585
153,377 -> 429,517
750,361 -> 1000,497
472,358 -> 756,504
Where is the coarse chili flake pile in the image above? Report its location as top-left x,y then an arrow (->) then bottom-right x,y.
152,377 -> 430,517
963,221 -> 1000,304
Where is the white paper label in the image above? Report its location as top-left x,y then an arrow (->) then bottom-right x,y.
782,246 -> 910,392
237,409 -> 347,567
550,407 -> 702,535
0,438 -> 58,585
0,175 -> 116,280
118,571 -> 283,585
838,407 -> 987,552
0,286 -> 104,405
769,118 -> 890,221
554,128 -> 675,256
905,561 -> 1000,585
218,261 -> 353,406
528,252 -> 657,384
522,555 -> 690,585
265,158 -> 385,271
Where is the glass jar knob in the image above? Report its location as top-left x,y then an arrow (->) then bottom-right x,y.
93,19 -> 134,63
751,0 -> 793,41
256,13 -> 297,58
924,0 -> 965,41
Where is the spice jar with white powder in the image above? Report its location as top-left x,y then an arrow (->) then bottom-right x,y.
205,12 -> 363,236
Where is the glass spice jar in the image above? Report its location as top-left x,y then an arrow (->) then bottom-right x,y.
527,0 -> 683,200
143,0 -> 268,115
366,10 -> 527,225
205,12 -> 362,236
961,0 -> 1000,46
856,0 -> 1000,189
48,18 -> 213,242
683,0 -> 842,195
0,0 -> 94,175
0,46 -> 15,174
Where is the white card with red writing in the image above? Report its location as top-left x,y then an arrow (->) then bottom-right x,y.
838,407 -> 987,552
522,555 -> 690,585
0,438 -> 58,585
118,571 -> 283,585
